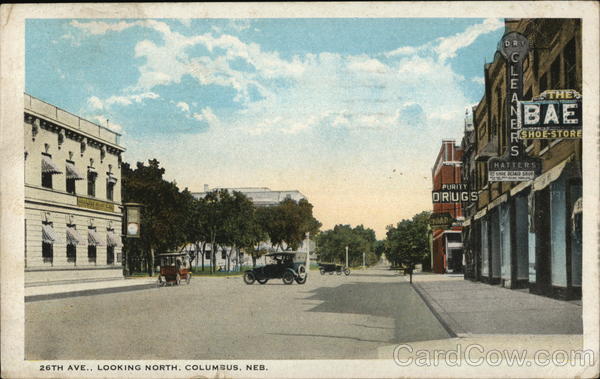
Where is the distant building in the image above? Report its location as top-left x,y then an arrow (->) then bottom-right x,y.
192,185 -> 306,207
24,94 -> 125,285
431,140 -> 464,274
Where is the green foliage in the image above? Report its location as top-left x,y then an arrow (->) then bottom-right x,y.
385,211 -> 431,269
316,224 -> 379,266
257,198 -> 321,251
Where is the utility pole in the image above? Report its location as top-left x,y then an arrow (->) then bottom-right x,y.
345,246 -> 349,268
363,251 -> 366,270
305,232 -> 310,274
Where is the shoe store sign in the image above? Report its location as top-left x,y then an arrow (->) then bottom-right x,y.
488,31 -> 541,182
519,89 -> 582,139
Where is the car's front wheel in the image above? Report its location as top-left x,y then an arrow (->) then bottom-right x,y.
295,276 -> 306,284
243,271 -> 256,285
282,271 -> 294,285
344,268 -> 350,276
257,278 -> 268,284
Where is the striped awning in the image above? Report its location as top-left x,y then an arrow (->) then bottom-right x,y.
66,162 -> 85,180
41,155 -> 62,174
66,227 -> 84,246
106,231 -> 123,248
88,167 -> 98,176
42,224 -> 60,244
107,173 -> 118,185
88,229 -> 105,246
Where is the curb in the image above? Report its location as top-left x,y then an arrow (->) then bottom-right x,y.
410,282 -> 457,338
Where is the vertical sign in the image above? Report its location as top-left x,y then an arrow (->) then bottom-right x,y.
488,32 -> 541,182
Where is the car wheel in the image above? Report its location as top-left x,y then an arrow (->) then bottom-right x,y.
244,271 -> 256,285
295,276 -> 307,284
344,268 -> 351,276
176,274 -> 181,286
257,278 -> 268,284
320,268 -> 325,275
282,271 -> 294,285
186,272 -> 192,284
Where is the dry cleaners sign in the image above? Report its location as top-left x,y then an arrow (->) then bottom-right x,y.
488,32 -> 540,182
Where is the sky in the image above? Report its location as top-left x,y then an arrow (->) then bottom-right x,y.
26,18 -> 505,238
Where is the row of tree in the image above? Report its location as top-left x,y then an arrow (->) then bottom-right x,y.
315,224 -> 384,267
384,211 -> 431,279
122,159 -> 321,275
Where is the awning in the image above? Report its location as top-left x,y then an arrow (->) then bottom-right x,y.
42,224 -> 61,244
88,229 -> 105,246
473,207 -> 487,220
107,173 -> 118,185
106,231 -> 123,248
487,193 -> 508,211
463,218 -> 471,227
475,140 -> 498,161
41,155 -> 62,174
510,180 -> 532,196
66,162 -> 85,180
88,167 -> 98,176
572,197 -> 582,215
533,156 -> 574,192
66,227 -> 84,246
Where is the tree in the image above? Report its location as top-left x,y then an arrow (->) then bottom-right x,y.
385,211 -> 431,283
316,224 -> 378,267
258,198 -> 321,251
121,159 -> 194,276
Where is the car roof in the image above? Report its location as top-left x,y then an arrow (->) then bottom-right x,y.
265,252 -> 296,257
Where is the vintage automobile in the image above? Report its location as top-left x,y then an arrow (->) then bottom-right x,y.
156,252 -> 192,286
318,263 -> 350,276
243,252 -> 307,285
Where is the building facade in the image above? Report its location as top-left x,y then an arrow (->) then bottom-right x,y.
431,140 -> 464,274
24,94 -> 125,285
461,19 -> 582,300
192,185 -> 306,207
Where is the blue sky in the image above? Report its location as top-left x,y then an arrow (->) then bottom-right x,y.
26,18 -> 505,237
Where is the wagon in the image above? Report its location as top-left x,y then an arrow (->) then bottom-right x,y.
318,263 -> 350,276
156,252 -> 192,286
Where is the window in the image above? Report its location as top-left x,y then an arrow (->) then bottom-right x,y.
42,242 -> 53,263
550,56 -> 561,89
87,172 -> 96,197
66,178 -> 76,194
221,250 -> 227,260
539,73 -> 548,93
564,38 -> 578,91
107,182 -> 114,201
107,246 -> 114,264
67,244 -> 76,263
205,251 -> 211,259
88,245 -> 97,263
42,171 -> 53,189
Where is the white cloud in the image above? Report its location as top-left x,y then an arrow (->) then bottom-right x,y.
471,76 -> 485,85
385,45 -> 421,57
88,96 -> 104,110
176,101 -> 190,113
192,107 -> 219,127
434,18 -> 504,62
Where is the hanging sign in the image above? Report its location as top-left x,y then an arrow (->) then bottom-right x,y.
432,184 -> 478,203
519,89 -> 582,139
429,213 -> 454,229
488,32 -> 540,182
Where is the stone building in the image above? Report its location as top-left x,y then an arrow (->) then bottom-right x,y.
24,94 -> 125,285
461,19 -> 582,300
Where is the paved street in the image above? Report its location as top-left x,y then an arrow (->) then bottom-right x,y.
26,266 -> 450,360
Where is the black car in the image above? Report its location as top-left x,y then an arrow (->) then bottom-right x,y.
318,263 -> 350,276
243,252 -> 307,285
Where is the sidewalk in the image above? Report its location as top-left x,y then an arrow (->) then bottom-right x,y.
410,273 -> 582,336
378,273 -> 583,358
25,277 -> 156,302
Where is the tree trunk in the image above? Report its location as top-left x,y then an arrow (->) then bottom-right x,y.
148,246 -> 154,277
252,255 -> 256,268
201,241 -> 206,272
210,232 -> 216,273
